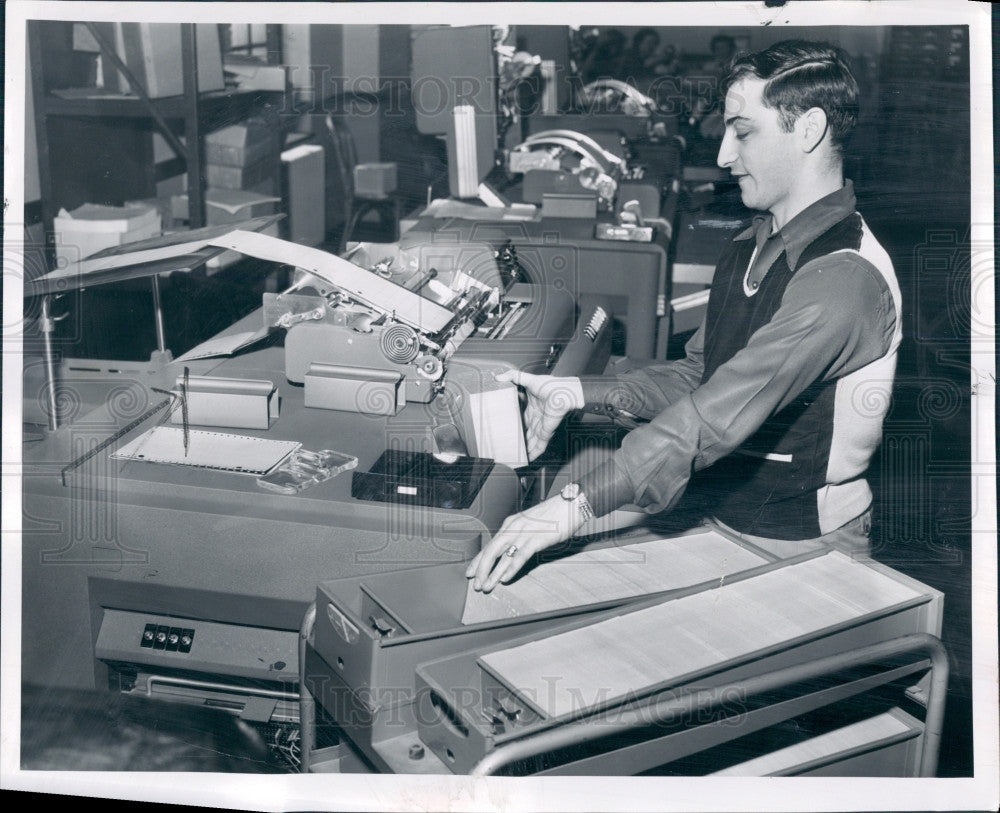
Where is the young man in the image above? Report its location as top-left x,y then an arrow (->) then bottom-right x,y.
469,40 -> 901,593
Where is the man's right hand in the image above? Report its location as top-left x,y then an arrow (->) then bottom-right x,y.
495,370 -> 585,461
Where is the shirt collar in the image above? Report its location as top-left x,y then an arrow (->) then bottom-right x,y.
732,181 -> 857,271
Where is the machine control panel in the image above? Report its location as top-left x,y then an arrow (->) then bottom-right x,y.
96,608 -> 299,684
140,623 -> 194,653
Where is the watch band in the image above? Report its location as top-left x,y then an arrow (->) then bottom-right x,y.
575,492 -> 595,522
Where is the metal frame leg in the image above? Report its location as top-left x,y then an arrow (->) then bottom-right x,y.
298,602 -> 318,773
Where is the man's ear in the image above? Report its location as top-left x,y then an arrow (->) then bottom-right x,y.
798,107 -> 829,153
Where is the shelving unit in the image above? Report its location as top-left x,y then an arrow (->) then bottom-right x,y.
28,21 -> 287,240
24,20 -> 291,419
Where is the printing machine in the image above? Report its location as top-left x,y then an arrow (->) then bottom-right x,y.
506,128 -> 627,212
20,218 -> 615,760
403,213 -> 667,360
404,126 -> 680,360
20,215 -> 952,778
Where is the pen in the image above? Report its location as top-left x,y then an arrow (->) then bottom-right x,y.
181,366 -> 190,457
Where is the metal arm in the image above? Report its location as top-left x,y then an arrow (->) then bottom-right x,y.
471,632 -> 948,777
39,296 -> 61,430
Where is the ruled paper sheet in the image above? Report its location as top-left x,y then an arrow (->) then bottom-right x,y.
461,530 -> 767,624
478,552 -> 923,720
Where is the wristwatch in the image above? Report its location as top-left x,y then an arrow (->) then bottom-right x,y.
560,482 -> 595,522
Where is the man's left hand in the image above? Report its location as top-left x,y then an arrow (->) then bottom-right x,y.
466,495 -> 588,593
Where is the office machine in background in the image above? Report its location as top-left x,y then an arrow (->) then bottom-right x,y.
412,26 -> 507,202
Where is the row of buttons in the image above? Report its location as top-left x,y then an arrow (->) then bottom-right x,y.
140,623 -> 194,653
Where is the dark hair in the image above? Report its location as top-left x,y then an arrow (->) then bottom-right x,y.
634,28 -> 660,47
721,40 -> 859,151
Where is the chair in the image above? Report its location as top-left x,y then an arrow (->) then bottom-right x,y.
320,114 -> 400,252
341,163 -> 400,251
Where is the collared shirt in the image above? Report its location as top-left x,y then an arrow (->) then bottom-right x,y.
741,182 -> 861,291
575,181 -> 901,531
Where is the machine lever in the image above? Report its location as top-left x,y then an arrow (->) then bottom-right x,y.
369,615 -> 396,638
497,696 -> 521,718
485,694 -> 522,730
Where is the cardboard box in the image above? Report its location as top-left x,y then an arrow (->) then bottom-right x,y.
281,143 -> 325,246
170,188 -> 280,226
352,162 -> 397,199
54,203 -> 161,265
223,57 -> 290,92
119,23 -> 224,98
206,121 -> 276,168
73,22 -> 128,92
206,159 -> 276,192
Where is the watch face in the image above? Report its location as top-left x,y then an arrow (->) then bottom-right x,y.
561,482 -> 580,500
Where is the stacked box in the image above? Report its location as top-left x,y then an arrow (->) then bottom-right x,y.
170,188 -> 280,226
53,202 -> 161,266
205,120 -> 279,196
352,162 -> 397,199
74,23 -> 224,98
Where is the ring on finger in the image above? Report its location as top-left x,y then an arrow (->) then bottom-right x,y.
505,544 -> 518,558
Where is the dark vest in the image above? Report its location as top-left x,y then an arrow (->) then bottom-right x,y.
696,213 -> 864,540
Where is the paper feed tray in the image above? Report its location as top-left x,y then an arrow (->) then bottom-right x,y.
311,528 -> 791,712
308,526 -> 792,769
413,551 -> 943,774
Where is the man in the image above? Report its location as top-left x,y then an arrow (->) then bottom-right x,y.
687,34 -> 739,142
620,28 -> 663,86
704,34 -> 738,77
469,40 -> 901,593
579,28 -> 627,85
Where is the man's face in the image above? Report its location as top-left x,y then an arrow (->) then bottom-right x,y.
717,76 -> 802,219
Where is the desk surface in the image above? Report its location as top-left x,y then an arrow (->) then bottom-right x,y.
25,316 -> 519,532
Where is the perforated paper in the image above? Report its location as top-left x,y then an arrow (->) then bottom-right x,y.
112,426 -> 299,475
